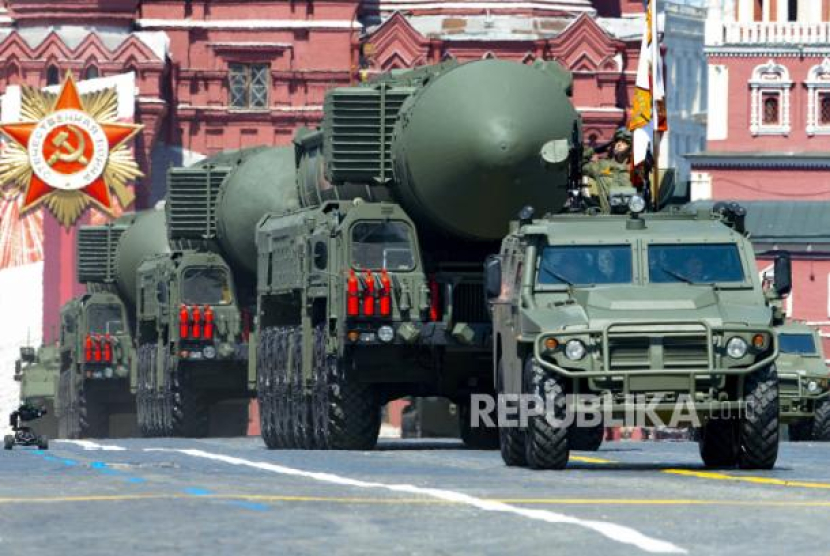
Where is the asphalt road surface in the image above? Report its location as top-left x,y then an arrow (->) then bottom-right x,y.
1,437 -> 829,555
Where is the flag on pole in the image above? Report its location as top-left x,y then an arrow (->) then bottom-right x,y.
629,0 -> 667,167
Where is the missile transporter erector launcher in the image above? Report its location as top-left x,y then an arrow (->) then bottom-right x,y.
134,147 -> 298,437
253,59 -> 580,449
14,344 -> 59,438
68,210 -> 169,438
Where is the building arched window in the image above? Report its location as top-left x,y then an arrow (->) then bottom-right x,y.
806,58 -> 830,136
46,64 -> 60,86
749,59 -> 791,135
84,65 -> 99,80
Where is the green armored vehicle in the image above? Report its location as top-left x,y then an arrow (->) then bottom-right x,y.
72,210 -> 170,438
776,322 -> 830,441
489,202 -> 790,470
252,59 -> 579,450
13,344 -> 59,438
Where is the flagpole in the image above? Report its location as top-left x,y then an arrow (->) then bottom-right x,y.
650,0 -> 660,210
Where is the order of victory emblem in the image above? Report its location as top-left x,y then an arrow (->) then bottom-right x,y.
0,72 -> 143,227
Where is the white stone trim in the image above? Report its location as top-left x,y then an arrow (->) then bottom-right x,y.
137,19 -> 360,30
690,171 -> 712,201
749,59 -> 792,136
806,58 -> 830,136
707,64 -> 729,140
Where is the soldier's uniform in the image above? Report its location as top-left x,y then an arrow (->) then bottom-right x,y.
583,128 -> 635,212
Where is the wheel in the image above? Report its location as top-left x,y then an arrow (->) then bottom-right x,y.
136,344 -> 157,438
458,398 -> 499,450
37,436 -> 49,450
327,354 -> 380,451
81,385 -> 109,438
290,328 -> 315,449
310,325 -> 331,449
813,400 -> 830,441
698,417 -> 738,467
257,327 -> 279,449
3,435 -> 13,450
788,420 -> 812,442
738,365 -> 779,470
274,328 -> 291,448
568,420 -> 604,452
172,363 -> 210,438
523,357 -> 569,470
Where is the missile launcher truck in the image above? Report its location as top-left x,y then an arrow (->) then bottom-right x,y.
488,200 -> 791,470
251,59 -> 580,449
776,322 -> 830,441
134,146 -> 299,437
13,344 -> 59,438
68,210 -> 169,438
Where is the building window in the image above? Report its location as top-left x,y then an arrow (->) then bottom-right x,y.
806,58 -> 830,135
46,65 -> 60,86
762,92 -> 780,125
788,0 -> 798,21
84,65 -> 99,80
229,63 -> 269,109
749,59 -> 792,135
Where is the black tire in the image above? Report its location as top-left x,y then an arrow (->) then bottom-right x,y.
458,398 -> 500,450
3,435 -> 13,450
257,327 -> 279,449
523,357 -> 569,470
738,365 -> 779,470
37,436 -> 49,450
812,400 -> 830,441
327,355 -> 380,450
290,329 -> 315,449
788,420 -> 813,442
173,364 -> 210,438
137,343 -> 157,438
698,418 -> 738,467
310,326 -> 331,449
569,420 -> 605,452
274,328 -> 291,448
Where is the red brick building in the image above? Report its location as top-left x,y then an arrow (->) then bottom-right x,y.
690,0 -> 830,351
0,0 -> 646,336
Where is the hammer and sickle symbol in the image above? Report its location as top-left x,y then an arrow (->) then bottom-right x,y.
47,125 -> 89,167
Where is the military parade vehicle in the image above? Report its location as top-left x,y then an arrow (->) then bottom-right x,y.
250,58 -> 579,450
489,200 -> 790,469
13,344 -> 59,438
776,322 -> 830,441
70,210 -> 169,438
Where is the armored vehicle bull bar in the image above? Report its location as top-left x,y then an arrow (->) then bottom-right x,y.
533,320 -> 778,379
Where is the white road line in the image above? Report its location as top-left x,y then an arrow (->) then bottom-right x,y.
147,448 -> 685,554
54,440 -> 127,451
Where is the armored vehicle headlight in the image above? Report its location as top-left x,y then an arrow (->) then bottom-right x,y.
807,380 -> 820,393
203,346 -> 217,359
628,195 -> 647,214
726,337 -> 748,359
378,325 -> 394,343
565,340 -> 586,361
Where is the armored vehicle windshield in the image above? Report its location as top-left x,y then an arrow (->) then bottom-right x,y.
648,243 -> 745,284
538,245 -> 632,286
351,221 -> 416,271
779,332 -> 818,355
87,304 -> 125,334
181,267 -> 232,305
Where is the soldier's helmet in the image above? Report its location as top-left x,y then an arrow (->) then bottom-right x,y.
613,127 -> 632,144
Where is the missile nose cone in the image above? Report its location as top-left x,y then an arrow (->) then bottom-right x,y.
477,119 -> 525,169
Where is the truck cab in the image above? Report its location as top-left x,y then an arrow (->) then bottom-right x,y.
776,322 -> 830,441
490,204 -> 790,470
56,291 -> 134,438
136,250 -> 249,436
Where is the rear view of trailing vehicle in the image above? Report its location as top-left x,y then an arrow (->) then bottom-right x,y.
490,202 -> 790,470
14,344 -> 59,438
776,322 -> 830,441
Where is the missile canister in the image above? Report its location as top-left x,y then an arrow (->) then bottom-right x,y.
112,209 -> 170,306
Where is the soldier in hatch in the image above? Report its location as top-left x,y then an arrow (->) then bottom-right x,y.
583,128 -> 635,213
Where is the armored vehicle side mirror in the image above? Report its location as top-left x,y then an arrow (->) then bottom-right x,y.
773,252 -> 792,297
540,139 -> 571,167
484,255 -> 502,300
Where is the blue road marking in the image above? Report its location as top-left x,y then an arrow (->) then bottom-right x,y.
183,487 -> 213,496
228,501 -> 269,512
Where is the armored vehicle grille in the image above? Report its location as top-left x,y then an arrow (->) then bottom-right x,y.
662,336 -> 708,368
323,85 -> 414,184
166,165 -> 231,244
77,225 -> 125,283
452,282 -> 489,324
607,335 -> 709,371
608,337 -> 650,370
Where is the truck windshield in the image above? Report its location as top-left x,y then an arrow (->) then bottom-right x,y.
182,267 -> 232,305
537,245 -> 632,286
779,333 -> 817,355
87,304 -> 124,334
648,244 -> 745,284
351,221 -> 415,271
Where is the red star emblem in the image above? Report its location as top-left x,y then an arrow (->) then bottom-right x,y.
0,73 -> 141,213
